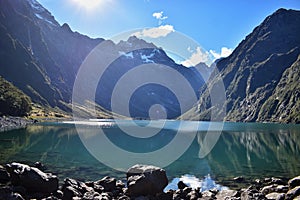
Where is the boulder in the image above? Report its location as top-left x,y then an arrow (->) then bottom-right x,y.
286,186 -> 300,200
177,180 -> 188,189
62,178 -> 95,199
261,184 -> 289,195
126,164 -> 168,197
95,176 -> 116,192
265,192 -> 285,200
5,162 -> 58,194
216,189 -> 239,199
288,176 -> 300,189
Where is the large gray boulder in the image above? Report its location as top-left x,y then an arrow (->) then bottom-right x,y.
126,164 -> 168,197
5,162 -> 58,194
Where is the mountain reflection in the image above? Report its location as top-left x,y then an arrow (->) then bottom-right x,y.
199,125 -> 300,179
0,122 -> 299,182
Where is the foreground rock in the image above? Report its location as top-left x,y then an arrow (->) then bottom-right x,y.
126,164 -> 168,197
0,162 -> 300,200
5,162 -> 58,195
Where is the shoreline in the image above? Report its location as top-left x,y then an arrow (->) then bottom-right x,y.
0,162 -> 299,200
0,116 -> 36,132
1,115 -> 299,134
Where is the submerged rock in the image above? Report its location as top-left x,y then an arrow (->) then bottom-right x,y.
126,164 -> 168,197
5,162 -> 58,194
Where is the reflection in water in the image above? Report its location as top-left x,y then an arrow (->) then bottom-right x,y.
197,123 -> 300,180
165,174 -> 228,191
0,121 -> 299,187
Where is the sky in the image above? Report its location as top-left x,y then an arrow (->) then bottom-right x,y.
37,0 -> 300,66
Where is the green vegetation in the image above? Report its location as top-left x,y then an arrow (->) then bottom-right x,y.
0,76 -> 32,116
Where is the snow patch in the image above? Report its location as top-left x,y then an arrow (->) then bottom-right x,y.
28,0 -> 45,12
140,52 -> 155,63
118,51 -> 134,59
34,13 -> 55,26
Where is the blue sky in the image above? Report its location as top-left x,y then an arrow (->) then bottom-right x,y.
37,0 -> 300,65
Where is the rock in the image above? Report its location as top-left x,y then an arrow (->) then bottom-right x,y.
64,178 -> 93,193
98,192 -> 112,200
5,162 -> 58,194
265,192 -> 285,200
62,186 -> 82,199
95,176 -> 116,192
177,180 -> 188,189
201,190 -> 215,199
11,186 -> 26,196
288,176 -> 300,189
0,165 -> 10,184
293,195 -> 300,200
82,190 -> 100,200
216,189 -> 239,199
277,185 -> 289,193
62,178 -> 95,199
234,176 -> 245,182
260,184 -> 289,195
156,192 -> 173,200
118,195 -> 130,200
54,190 -> 63,199
116,180 -> 125,188
0,187 -> 24,200
270,178 -> 284,185
241,189 -> 265,200
186,190 -> 199,200
286,186 -> 300,200
126,164 -> 168,197
34,162 -> 46,171
93,183 -> 104,193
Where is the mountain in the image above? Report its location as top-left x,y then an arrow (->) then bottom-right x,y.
180,9 -> 300,123
0,0 -> 204,119
93,36 -> 204,119
0,76 -> 31,116
0,0 -> 103,110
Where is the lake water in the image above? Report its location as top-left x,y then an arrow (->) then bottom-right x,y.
0,120 -> 299,190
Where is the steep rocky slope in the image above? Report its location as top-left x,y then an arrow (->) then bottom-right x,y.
181,9 -> 300,123
0,0 -> 102,109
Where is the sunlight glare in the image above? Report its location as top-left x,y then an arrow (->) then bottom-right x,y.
70,0 -> 105,12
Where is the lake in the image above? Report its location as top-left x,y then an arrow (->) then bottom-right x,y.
0,120 -> 299,190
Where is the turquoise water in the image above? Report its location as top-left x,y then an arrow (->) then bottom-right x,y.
0,120 -> 299,189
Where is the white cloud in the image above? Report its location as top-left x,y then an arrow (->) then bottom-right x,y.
209,47 -> 233,60
181,47 -> 210,67
152,11 -> 168,25
132,25 -> 175,38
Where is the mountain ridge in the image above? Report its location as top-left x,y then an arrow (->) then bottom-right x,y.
180,8 -> 300,123
0,0 -> 205,119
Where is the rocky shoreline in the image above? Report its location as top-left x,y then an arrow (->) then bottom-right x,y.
0,116 -> 36,132
0,162 -> 300,200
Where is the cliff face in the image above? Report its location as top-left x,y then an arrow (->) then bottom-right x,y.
0,0 -> 103,109
181,9 -> 300,123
